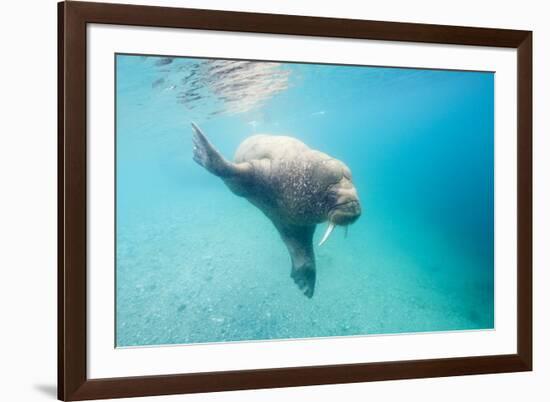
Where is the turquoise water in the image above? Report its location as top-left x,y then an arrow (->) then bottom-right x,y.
115,54 -> 494,347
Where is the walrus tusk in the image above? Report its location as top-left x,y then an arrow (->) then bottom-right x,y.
319,222 -> 336,246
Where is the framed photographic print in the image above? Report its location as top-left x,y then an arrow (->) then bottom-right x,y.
58,1 -> 532,400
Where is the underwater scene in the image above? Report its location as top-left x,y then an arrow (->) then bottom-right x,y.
115,54 -> 494,347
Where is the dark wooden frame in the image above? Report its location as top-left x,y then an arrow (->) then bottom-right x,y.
58,1 -> 532,400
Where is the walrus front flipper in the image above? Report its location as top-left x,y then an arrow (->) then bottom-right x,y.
277,224 -> 316,298
191,122 -> 250,178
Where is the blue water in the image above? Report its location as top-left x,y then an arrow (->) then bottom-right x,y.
115,54 -> 494,347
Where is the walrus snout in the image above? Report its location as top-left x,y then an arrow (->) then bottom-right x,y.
329,200 -> 361,226
318,178 -> 361,246
318,197 -> 361,248
327,177 -> 361,225
318,200 -> 361,246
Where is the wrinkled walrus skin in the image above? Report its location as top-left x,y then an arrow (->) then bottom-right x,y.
191,122 -> 361,298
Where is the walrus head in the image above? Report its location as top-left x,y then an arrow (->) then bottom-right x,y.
318,161 -> 361,246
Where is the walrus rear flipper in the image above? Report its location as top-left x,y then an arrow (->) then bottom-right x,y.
278,224 -> 316,298
191,122 -> 249,178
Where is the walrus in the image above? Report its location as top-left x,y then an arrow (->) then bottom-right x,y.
191,122 -> 361,298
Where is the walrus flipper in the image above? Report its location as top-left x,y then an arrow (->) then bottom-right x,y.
191,122 -> 250,178
277,224 -> 316,298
